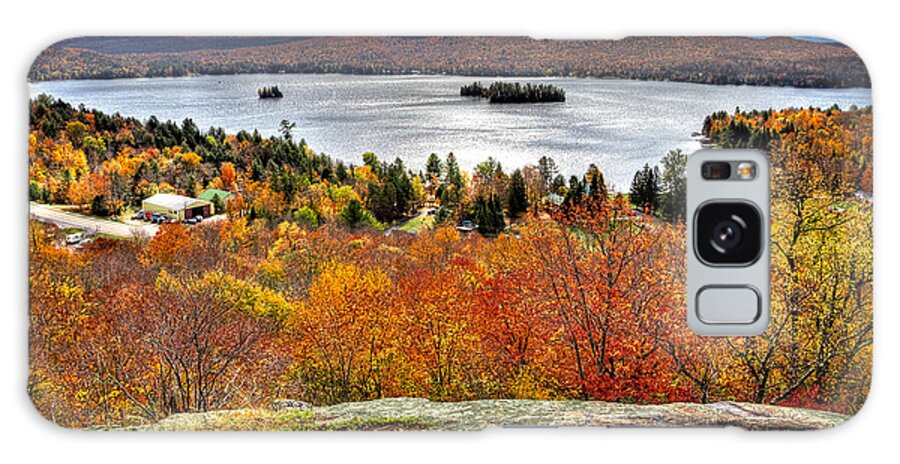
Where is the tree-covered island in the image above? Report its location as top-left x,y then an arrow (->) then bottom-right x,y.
460,81 -> 566,103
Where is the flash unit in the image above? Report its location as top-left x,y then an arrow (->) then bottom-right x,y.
737,162 -> 757,180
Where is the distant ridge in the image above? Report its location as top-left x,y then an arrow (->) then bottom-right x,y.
54,36 -> 304,54
31,36 -> 870,88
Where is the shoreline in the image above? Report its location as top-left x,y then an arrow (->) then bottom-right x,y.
27,71 -> 875,91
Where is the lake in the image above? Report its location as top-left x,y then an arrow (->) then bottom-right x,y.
28,74 -> 872,189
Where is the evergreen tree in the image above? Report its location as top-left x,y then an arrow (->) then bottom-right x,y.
386,158 -> 414,219
659,149 -> 688,222
368,158 -> 414,222
441,152 -> 465,207
279,119 -> 296,141
362,152 -> 382,177
474,196 -> 505,236
210,193 -> 225,215
507,168 -> 528,218
538,156 -> 559,194
181,118 -> 200,149
564,175 -> 585,207
271,167 -> 302,200
91,194 -> 110,217
426,153 -> 442,180
551,174 -> 566,195
630,163 -> 661,212
586,163 -> 607,201
29,182 -> 42,202
341,199 -> 375,230
187,175 -> 201,199
335,161 -> 349,183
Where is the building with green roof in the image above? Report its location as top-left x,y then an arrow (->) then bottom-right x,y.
198,189 -> 233,203
198,189 -> 234,214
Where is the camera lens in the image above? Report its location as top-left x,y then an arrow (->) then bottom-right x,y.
710,218 -> 743,251
695,202 -> 762,265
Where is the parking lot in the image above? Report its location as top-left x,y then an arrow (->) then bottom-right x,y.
29,203 -> 159,239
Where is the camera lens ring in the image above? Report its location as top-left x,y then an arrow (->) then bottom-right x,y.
693,201 -> 763,267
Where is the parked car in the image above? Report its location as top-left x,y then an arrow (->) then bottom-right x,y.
456,220 -> 477,232
131,210 -> 145,220
184,218 -> 198,225
194,215 -> 204,222
65,232 -> 84,245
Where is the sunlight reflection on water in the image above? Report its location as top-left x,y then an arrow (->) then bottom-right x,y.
29,74 -> 871,189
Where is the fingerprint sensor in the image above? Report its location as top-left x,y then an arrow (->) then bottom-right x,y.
696,285 -> 761,324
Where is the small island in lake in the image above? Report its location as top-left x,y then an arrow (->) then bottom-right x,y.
460,81 -> 566,103
258,85 -> 284,99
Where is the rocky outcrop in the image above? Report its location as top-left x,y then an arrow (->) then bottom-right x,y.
138,398 -> 848,431
270,399 -> 312,411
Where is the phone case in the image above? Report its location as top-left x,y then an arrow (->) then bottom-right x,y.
27,36 -> 872,430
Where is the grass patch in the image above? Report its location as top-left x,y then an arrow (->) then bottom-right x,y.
272,409 -> 317,430
294,416 -> 437,431
95,233 -> 132,241
396,214 -> 435,234
144,408 -> 433,431
61,227 -> 84,235
143,409 -> 315,431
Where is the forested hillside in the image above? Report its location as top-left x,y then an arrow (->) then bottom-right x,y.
29,36 -> 869,88
28,94 -> 566,230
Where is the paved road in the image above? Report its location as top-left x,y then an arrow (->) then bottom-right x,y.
29,202 -> 158,238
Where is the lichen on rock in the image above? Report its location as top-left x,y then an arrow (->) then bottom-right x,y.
132,398 -> 848,431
